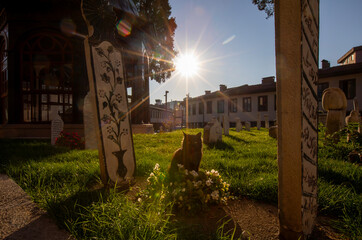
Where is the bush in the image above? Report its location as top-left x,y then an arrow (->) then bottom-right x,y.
55,131 -> 85,150
139,163 -> 232,214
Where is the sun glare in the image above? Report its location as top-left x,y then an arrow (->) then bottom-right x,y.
175,53 -> 199,78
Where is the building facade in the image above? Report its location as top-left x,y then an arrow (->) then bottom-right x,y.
0,0 -> 150,138
186,77 -> 277,128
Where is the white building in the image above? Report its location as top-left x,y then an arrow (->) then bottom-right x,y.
186,77 -> 276,128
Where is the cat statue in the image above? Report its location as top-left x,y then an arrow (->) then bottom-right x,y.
169,132 -> 203,176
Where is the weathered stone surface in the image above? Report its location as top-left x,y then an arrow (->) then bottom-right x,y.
235,117 -> 242,132
51,108 -> 64,145
223,115 -> 229,135
83,92 -> 98,149
257,113 -> 261,130
264,114 -> 269,129
245,122 -> 251,131
345,99 -> 360,124
206,118 -> 222,143
322,88 -> 347,135
269,126 -> 277,139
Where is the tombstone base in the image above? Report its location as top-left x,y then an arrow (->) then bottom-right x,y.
279,227 -> 303,240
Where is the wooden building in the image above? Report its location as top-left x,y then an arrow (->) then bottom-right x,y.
0,0 -> 150,138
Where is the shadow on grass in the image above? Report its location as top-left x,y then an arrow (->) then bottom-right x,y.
206,141 -> 234,151
0,139 -> 71,167
171,206 -> 244,240
319,168 -> 361,194
225,135 -> 251,144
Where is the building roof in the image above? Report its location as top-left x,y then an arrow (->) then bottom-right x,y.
319,62 -> 362,78
188,80 -> 276,102
337,45 -> 362,64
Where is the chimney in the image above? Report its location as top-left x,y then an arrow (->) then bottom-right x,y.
205,90 -> 211,95
262,76 -> 275,85
219,84 -> 227,91
155,99 -> 162,105
321,59 -> 330,69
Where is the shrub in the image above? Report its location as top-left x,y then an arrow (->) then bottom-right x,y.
55,131 -> 85,150
139,163 -> 232,214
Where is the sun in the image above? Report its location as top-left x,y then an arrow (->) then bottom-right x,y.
175,53 -> 199,78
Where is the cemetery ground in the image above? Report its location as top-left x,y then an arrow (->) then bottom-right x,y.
0,127 -> 361,239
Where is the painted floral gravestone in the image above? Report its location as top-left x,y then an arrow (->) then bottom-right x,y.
81,0 -> 136,184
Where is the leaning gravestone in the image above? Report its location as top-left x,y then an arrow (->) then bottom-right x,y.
223,114 -> 229,135
51,108 -> 64,145
264,114 -> 269,129
235,117 -> 242,132
322,88 -> 347,136
83,91 -> 98,149
345,98 -> 360,125
257,113 -> 261,130
81,0 -> 136,185
245,121 -> 251,131
275,0 -> 319,238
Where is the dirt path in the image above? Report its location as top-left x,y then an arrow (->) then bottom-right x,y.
0,174 -> 73,240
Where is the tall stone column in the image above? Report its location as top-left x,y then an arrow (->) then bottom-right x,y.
275,0 -> 319,239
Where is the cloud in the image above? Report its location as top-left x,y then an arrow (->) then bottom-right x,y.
222,35 -> 236,45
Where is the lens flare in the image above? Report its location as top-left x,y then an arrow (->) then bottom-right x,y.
116,19 -> 132,37
175,53 -> 199,78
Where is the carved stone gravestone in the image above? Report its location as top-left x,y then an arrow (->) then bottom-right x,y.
275,0 -> 319,238
223,114 -> 229,135
322,87 -> 347,136
235,117 -> 242,132
257,113 -> 261,130
264,114 -> 269,129
81,0 -> 136,184
209,118 -> 222,143
245,121 -> 251,131
345,99 -> 361,141
269,125 -> 277,139
83,91 -> 98,149
51,108 -> 64,145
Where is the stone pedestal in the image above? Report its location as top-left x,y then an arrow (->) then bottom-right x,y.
275,0 -> 319,238
264,114 -> 269,129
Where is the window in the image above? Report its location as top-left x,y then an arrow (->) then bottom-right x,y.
206,101 -> 212,114
317,82 -> 329,100
192,104 -> 196,115
243,97 -> 251,112
0,35 -> 8,124
21,32 -> 73,122
258,96 -> 268,111
339,79 -> 356,99
199,102 -> 204,114
229,98 -> 237,113
217,100 -> 224,113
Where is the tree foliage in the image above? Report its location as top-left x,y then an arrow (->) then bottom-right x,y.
134,0 -> 177,83
252,0 -> 274,18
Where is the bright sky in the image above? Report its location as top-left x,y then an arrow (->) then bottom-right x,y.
149,0 -> 362,105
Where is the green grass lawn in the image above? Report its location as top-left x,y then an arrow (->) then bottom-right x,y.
0,128 -> 361,239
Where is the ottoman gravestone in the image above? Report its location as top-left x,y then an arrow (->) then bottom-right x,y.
264,114 -> 269,129
245,121 -> 251,131
83,91 -> 98,149
322,87 -> 347,136
50,106 -> 64,145
235,117 -> 242,132
81,0 -> 136,185
275,0 -> 319,238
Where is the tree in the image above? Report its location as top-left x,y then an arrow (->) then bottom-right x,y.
252,0 -> 274,18
134,0 -> 177,83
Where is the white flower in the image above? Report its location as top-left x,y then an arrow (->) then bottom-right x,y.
182,188 -> 186,192
184,169 -> 188,175
149,172 -> 155,177
154,163 -> 160,171
211,190 -> 219,200
177,164 -> 184,169
193,180 -> 202,188
179,196 -> 183,201
137,198 -> 142,202
206,178 -> 213,186
190,170 -> 198,177
170,182 -> 173,186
